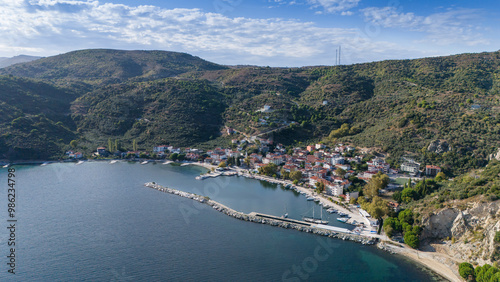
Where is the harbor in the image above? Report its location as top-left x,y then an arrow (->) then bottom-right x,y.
144,182 -> 376,245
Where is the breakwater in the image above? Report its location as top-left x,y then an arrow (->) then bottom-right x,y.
144,182 -> 376,245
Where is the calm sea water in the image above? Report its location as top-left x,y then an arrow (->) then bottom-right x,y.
0,162 -> 444,281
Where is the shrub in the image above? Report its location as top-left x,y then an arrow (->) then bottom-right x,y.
458,262 -> 475,279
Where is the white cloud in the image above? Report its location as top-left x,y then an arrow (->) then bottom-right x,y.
0,0 -> 435,66
361,6 -> 489,46
307,0 -> 360,14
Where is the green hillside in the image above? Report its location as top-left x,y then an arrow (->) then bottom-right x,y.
0,75 -> 77,159
0,49 -> 227,85
0,49 -> 499,175
72,79 -> 226,149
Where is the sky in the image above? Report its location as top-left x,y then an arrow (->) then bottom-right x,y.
1,0 -> 499,67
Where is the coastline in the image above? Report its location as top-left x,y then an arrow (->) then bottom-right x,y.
4,160 -> 463,281
378,242 -> 461,282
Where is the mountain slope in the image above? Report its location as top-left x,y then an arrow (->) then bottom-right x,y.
0,49 -> 227,85
71,78 -> 226,149
0,55 -> 41,68
0,49 -> 499,173
0,75 -> 77,160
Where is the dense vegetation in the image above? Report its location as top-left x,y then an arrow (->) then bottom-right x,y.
459,262 -> 500,281
0,49 -> 499,175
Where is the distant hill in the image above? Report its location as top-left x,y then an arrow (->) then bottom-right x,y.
0,55 -> 41,68
0,49 -> 227,85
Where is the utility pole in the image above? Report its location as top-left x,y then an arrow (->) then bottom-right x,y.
339,45 -> 341,65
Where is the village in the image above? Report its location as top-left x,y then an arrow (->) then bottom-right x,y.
65,135 -> 443,233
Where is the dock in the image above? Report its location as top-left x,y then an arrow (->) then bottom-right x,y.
144,182 -> 376,245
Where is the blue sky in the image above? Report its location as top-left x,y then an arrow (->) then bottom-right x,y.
1,0 -> 499,66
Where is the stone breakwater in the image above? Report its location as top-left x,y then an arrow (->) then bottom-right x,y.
144,182 -> 376,245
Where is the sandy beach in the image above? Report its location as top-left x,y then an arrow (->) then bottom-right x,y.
379,242 -> 461,282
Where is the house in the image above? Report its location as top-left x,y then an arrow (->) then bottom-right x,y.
153,145 -> 169,153
388,201 -> 401,212
306,145 -> 314,152
332,156 -> 345,165
425,165 -> 441,176
401,161 -> 420,175
97,147 -> 108,156
328,184 -> 343,196
315,143 -> 326,150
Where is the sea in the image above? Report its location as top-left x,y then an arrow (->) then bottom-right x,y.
0,161 -> 445,281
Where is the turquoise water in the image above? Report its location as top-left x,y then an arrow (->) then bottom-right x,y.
0,162 -> 444,281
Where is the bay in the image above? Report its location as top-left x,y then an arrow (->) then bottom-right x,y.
0,162 -> 443,281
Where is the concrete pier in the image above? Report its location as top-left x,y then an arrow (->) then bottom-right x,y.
144,182 -> 376,245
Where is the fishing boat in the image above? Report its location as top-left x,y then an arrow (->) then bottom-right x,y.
303,206 -> 329,225
327,208 -> 337,214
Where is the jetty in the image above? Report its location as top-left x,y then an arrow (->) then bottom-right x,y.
144,182 -> 376,245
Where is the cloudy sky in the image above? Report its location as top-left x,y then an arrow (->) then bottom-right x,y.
1,0 -> 499,66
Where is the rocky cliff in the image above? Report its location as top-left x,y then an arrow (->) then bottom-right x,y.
421,200 -> 500,266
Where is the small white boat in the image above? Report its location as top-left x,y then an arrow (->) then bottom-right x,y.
162,161 -> 173,164
306,196 -> 315,201
76,160 -> 84,165
337,218 -> 348,223
141,161 -> 149,165
40,162 -> 50,166
110,160 -> 118,164
3,163 -> 10,168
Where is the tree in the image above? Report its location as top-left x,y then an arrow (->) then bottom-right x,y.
364,196 -> 389,219
243,157 -> 251,167
259,163 -> 278,176
373,172 -> 390,189
108,138 -> 113,152
70,140 -> 78,148
401,188 -> 418,203
494,231 -> 500,243
236,157 -> 241,167
398,209 -> 414,225
280,168 -> 290,180
290,170 -> 303,182
435,172 -> 447,182
315,181 -> 325,194
392,191 -> 402,203
170,153 -> 178,161
115,140 -> 120,151
459,262 -> 475,280
219,161 -> 227,168
133,139 -> 137,151
484,267 -> 499,282
177,154 -> 185,161
404,231 -> 419,249
335,167 -> 347,178
383,224 -> 394,238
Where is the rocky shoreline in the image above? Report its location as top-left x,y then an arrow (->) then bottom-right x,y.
144,182 -> 376,245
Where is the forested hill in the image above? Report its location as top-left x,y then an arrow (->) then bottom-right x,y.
0,49 -> 499,175
0,49 -> 227,85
